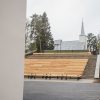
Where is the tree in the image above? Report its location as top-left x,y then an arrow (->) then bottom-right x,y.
97,34 -> 100,53
87,33 -> 98,54
28,42 -> 36,51
25,19 -> 31,53
30,12 -> 54,52
41,12 -> 54,51
30,14 -> 43,52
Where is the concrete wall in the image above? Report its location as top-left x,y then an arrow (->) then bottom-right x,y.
94,55 -> 100,79
0,0 -> 26,100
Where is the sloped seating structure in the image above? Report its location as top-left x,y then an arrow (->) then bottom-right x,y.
24,59 -> 88,78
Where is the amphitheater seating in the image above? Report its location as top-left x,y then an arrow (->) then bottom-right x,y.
24,59 -> 88,78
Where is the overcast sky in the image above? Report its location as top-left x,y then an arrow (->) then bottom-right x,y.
27,0 -> 100,41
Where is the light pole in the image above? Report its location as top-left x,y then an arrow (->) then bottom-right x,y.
60,40 -> 62,52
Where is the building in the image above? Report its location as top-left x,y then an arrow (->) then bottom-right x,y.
54,21 -> 87,50
0,1 -> 26,100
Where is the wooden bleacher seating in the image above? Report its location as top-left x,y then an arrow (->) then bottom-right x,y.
24,59 -> 88,79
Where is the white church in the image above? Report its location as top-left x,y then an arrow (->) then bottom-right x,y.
54,21 -> 87,50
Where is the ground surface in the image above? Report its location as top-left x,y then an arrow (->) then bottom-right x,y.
24,80 -> 100,100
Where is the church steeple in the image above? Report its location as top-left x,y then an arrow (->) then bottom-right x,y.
79,20 -> 87,44
81,20 -> 85,35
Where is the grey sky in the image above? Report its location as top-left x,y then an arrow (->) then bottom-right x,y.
27,0 -> 100,41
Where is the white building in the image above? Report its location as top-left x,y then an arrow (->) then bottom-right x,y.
54,21 -> 87,50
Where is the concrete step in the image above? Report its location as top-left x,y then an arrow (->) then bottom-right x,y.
82,55 -> 97,79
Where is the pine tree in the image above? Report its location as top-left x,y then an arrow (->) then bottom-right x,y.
87,33 -> 98,54
41,12 -> 54,51
30,12 -> 54,52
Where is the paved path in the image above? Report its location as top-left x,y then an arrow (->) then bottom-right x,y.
24,80 -> 100,100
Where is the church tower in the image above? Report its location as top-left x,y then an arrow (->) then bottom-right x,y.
79,20 -> 87,50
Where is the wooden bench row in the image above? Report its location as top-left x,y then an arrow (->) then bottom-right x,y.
24,59 -> 88,79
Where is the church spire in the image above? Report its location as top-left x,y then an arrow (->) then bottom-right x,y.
81,19 -> 85,35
